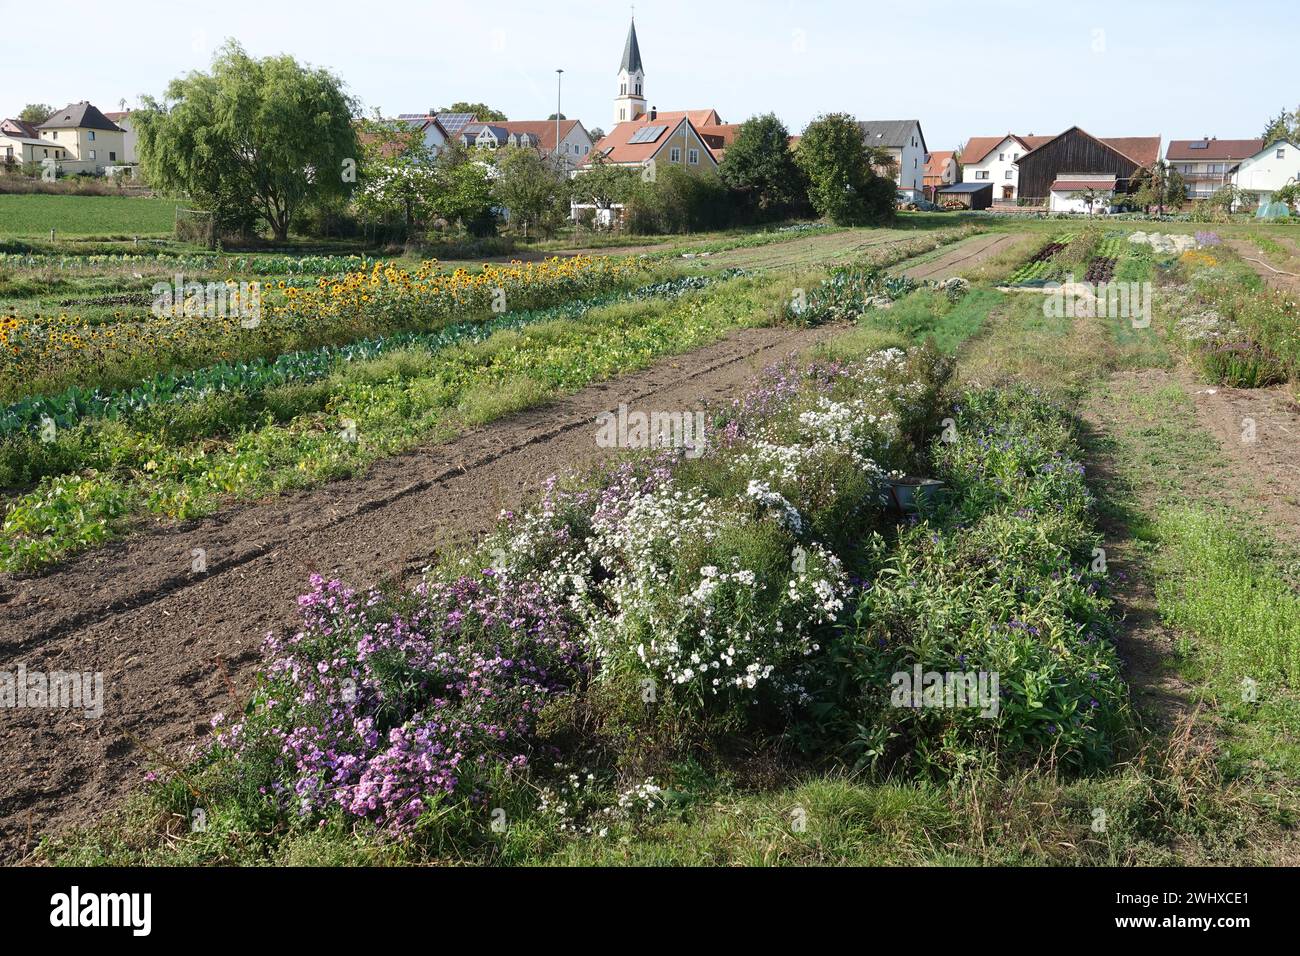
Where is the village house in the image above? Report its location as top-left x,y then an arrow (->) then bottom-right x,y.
922,150 -> 959,201
959,134 -> 1053,201
457,119 -> 595,171
0,116 -> 71,170
391,112 -> 453,156
1009,127 -> 1161,212
1232,139 -> 1300,209
35,102 -> 127,176
1166,137 -> 1264,200
103,110 -> 139,165
858,120 -> 928,196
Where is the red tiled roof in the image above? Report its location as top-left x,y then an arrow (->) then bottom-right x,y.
651,109 -> 723,128
586,111 -> 723,167
924,150 -> 956,176
1166,138 -> 1265,161
960,134 -> 1048,165
493,119 -> 584,154
1015,128 -> 1161,169
698,123 -> 740,160
1050,177 -> 1117,192
1,118 -> 41,139
1101,136 -> 1162,167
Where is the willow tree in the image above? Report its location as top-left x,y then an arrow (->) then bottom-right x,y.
135,41 -> 358,241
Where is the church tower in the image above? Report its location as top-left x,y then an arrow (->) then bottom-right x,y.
614,18 -> 646,126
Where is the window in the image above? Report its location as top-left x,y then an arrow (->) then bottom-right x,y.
1005,170 -> 1013,179
688,148 -> 699,164
89,149 -> 96,159
620,108 -> 626,120
670,146 -> 681,162
913,158 -> 917,168
620,82 -> 626,94
88,131 -> 95,141
635,82 -> 641,94
51,131 -> 57,140
1278,148 -> 1287,159
1013,153 -> 1020,160
583,145 -> 589,154
998,152 -> 1005,161
976,170 -> 989,180
109,151 -> 116,161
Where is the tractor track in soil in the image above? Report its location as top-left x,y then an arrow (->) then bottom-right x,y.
895,232 -> 1022,281
0,321 -> 845,861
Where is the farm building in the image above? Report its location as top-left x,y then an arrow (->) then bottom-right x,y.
937,181 -> 993,209
1013,127 -> 1161,209
923,150 -> 959,201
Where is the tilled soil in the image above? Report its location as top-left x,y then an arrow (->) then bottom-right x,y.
896,232 -> 1022,281
0,322 -> 844,861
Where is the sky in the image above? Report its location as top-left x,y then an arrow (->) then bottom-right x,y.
1,0 -> 1293,150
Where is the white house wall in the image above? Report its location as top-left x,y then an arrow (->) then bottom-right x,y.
963,136 -> 1028,198
1233,142 -> 1300,200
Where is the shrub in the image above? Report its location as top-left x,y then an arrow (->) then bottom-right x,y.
802,385 -> 1127,775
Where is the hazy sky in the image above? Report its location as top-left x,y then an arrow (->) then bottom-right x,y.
1,0 -> 1292,150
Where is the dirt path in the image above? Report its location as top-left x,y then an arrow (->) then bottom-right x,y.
1227,238 -> 1300,293
1081,362 -> 1300,732
895,233 -> 1021,281
0,322 -> 846,861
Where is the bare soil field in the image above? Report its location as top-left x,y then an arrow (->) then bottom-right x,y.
0,321 -> 844,861
894,232 -> 1023,281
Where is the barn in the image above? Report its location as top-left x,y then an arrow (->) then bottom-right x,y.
1013,127 -> 1161,208
937,181 -> 994,210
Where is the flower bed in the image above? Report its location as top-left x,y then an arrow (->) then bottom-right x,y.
168,347 -> 1124,848
1,255 -> 654,401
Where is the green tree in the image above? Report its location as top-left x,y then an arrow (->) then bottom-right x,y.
625,165 -> 730,234
571,154 -> 638,217
19,103 -> 55,124
1130,159 -> 1186,214
493,146 -> 569,237
439,102 -> 507,121
350,115 -> 439,236
134,40 -> 359,242
434,147 -> 496,234
795,113 -> 894,225
1261,107 -> 1299,144
719,113 -> 807,222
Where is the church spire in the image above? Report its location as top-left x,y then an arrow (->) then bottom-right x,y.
620,18 -> 643,74
614,16 -> 647,126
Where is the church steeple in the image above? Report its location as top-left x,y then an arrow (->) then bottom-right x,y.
614,17 -> 647,126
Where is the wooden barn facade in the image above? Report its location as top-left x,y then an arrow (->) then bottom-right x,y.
1015,127 -> 1161,203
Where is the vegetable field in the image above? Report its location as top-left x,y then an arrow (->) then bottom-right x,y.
4,217 -> 1300,873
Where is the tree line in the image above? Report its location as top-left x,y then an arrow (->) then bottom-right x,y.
126,43 -> 900,245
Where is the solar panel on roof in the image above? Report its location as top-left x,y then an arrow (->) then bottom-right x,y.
1189,142 -> 1209,149
435,112 -> 477,133
627,125 -> 667,145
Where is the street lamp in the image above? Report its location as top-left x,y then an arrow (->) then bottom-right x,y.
555,69 -> 564,172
